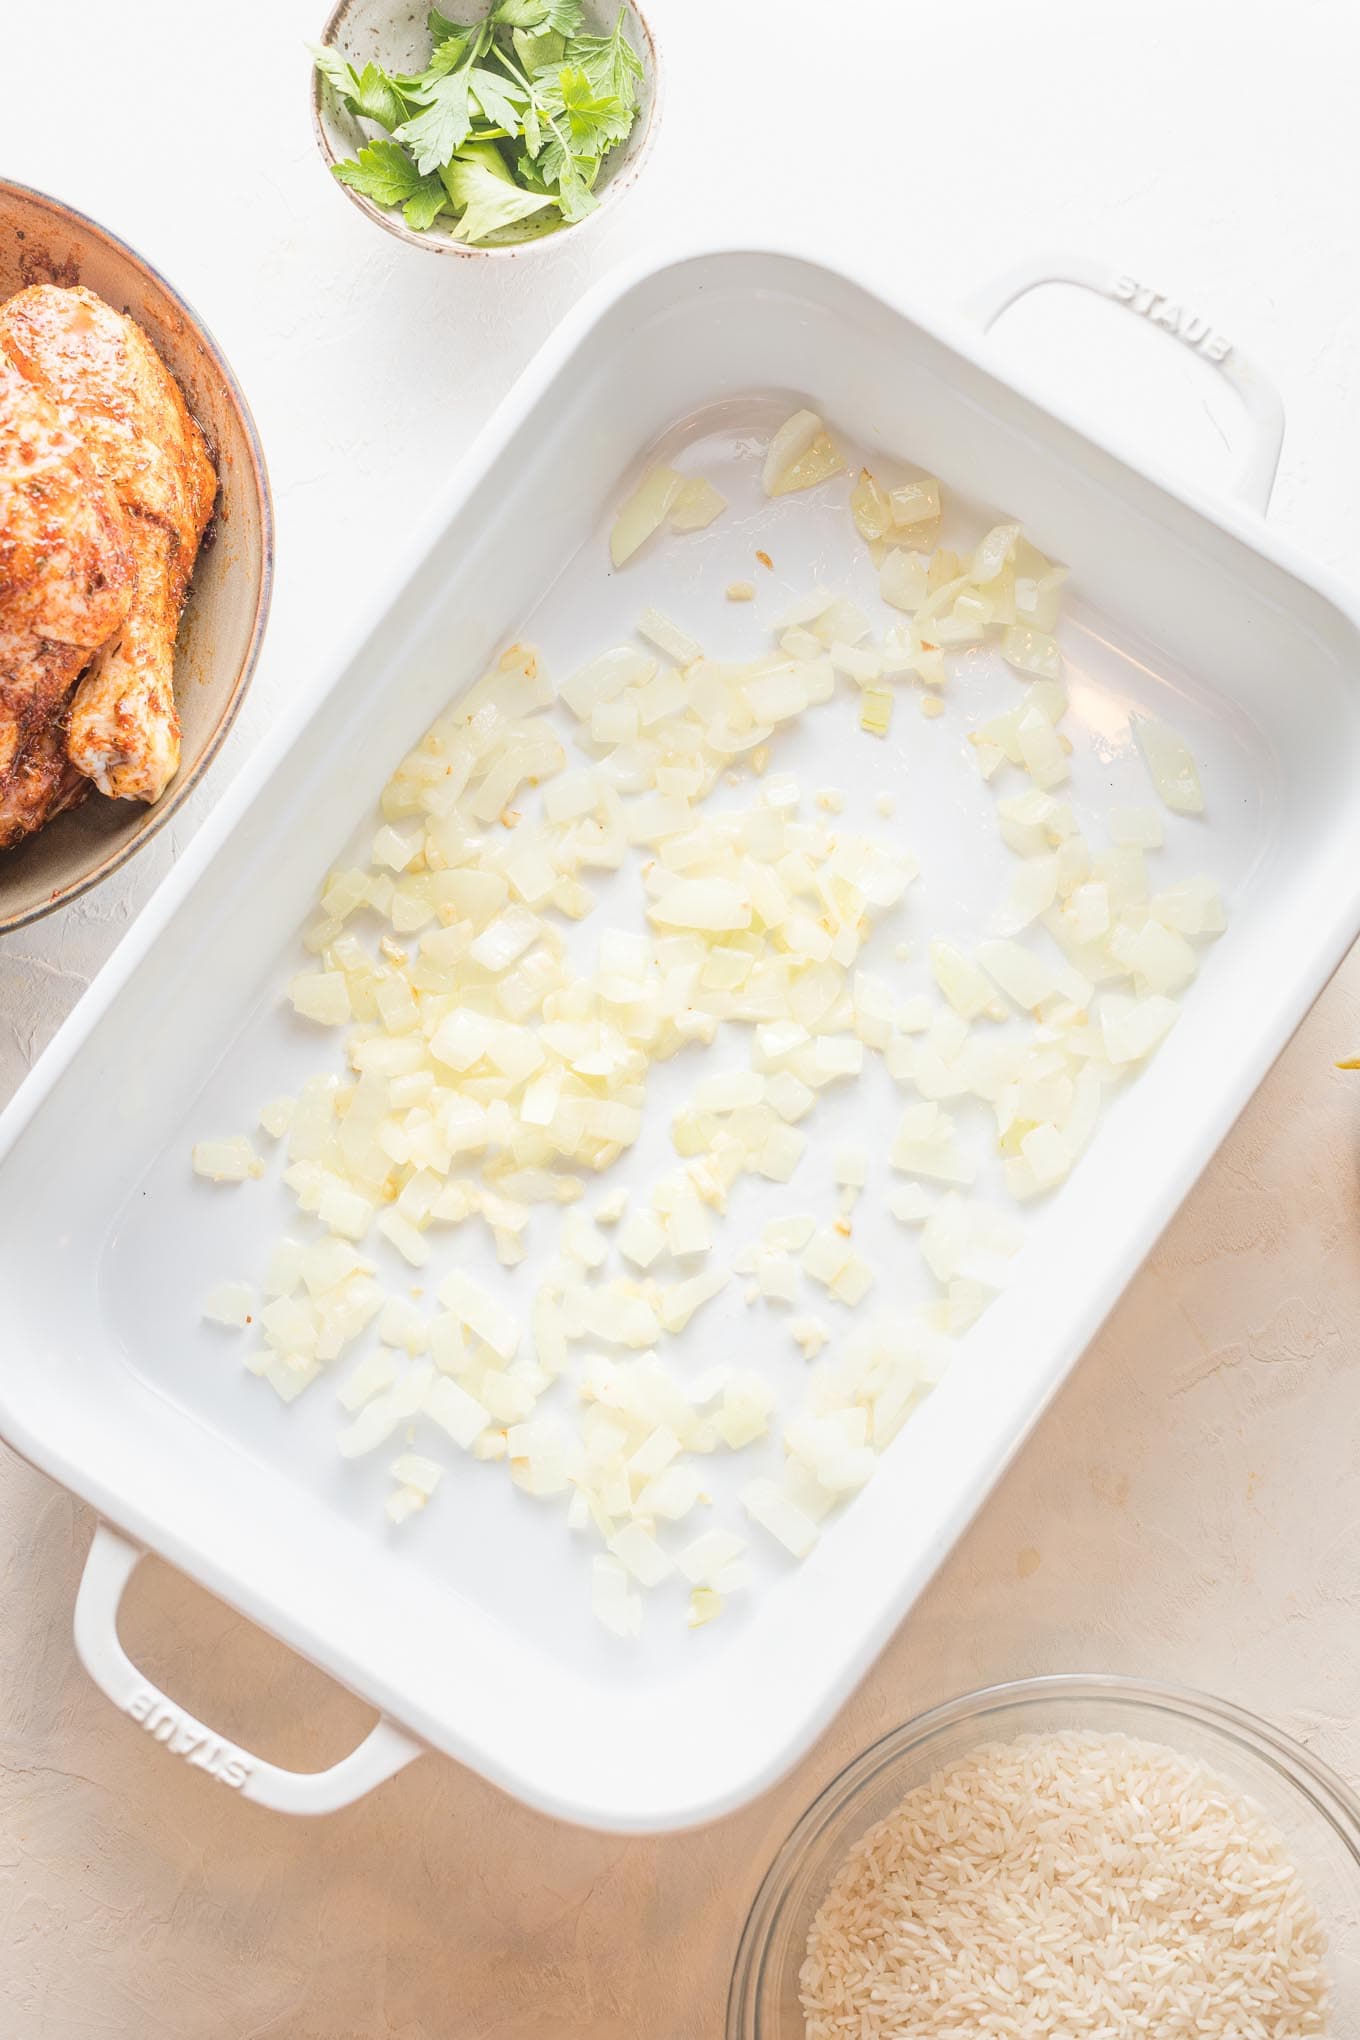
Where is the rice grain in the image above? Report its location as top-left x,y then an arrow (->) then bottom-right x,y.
800,1730 -> 1328,2039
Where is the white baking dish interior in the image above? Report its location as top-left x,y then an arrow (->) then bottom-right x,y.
5,252 -> 1360,1833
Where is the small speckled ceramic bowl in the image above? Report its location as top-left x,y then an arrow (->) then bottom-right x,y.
0,179 -> 273,933
311,0 -> 660,257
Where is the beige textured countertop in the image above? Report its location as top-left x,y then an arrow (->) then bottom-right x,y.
5,0 -> 1360,2033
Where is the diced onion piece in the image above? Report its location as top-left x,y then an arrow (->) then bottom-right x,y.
764,409 -> 826,495
757,1123 -> 807,1182
789,1315 -> 830,1358
1152,875 -> 1225,935
860,687 -> 894,737
849,468 -> 892,541
676,1529 -> 746,1586
977,938 -> 1063,1012
560,645 -> 654,719
889,477 -> 940,528
887,1183 -> 934,1225
1001,624 -> 1062,680
1100,991 -> 1180,1064
829,1254 -> 875,1306
767,425 -> 845,498
338,1363 -> 433,1458
1113,918 -> 1198,995
890,1102 -> 975,1185
746,668 -> 810,723
638,606 -> 703,666
970,521 -> 1022,583
687,1587 -> 723,1627
636,1465 -> 704,1521
1132,714 -> 1204,814
384,1486 -> 426,1525
649,878 -> 751,932
424,1374 -> 491,1449
669,476 -> 726,532
660,1268 -> 729,1333
611,465 -> 685,567
390,1452 -> 443,1497
192,1136 -> 262,1184
618,1209 -> 667,1270
437,1269 -> 519,1360
258,1096 -> 295,1139
741,1476 -> 819,1557
202,1281 -> 254,1328
611,1522 -> 673,1587
879,548 -> 931,612
930,941 -> 993,1020
592,1554 -> 642,1637
337,1350 -> 398,1413
376,1209 -> 428,1268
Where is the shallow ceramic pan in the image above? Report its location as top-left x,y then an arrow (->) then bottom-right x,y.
2,247 -> 1358,1833
0,179 -> 273,931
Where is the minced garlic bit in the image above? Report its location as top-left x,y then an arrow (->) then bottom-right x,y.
726,580 -> 756,602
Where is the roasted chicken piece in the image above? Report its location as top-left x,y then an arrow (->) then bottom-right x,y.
0,339 -> 133,848
0,284 -> 216,804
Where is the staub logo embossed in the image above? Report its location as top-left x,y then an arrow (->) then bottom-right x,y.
126,1687 -> 254,1789
1110,276 -> 1232,364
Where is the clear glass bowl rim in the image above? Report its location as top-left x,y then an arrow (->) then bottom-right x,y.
726,1671 -> 1360,2039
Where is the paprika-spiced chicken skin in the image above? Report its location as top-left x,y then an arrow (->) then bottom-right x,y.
0,339 -> 134,848
0,284 -> 216,806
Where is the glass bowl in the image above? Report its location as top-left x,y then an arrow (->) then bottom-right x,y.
728,1674 -> 1360,2039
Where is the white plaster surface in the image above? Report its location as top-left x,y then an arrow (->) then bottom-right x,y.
4,1 -> 1360,2032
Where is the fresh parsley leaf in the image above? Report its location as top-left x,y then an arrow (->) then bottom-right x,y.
311,44 -> 413,130
508,141 -> 552,193
548,154 -> 599,223
396,82 -> 472,173
535,64 -> 633,156
426,23 -> 486,75
427,7 -> 463,39
394,21 -> 499,170
311,42 -> 360,99
441,146 -> 557,244
511,25 -> 566,74
492,0 -> 581,30
332,138 -> 425,208
449,138 -> 518,185
469,65 -> 526,132
402,176 -> 449,230
348,60 -> 410,129
567,10 -> 644,105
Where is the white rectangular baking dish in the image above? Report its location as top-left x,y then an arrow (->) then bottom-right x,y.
4,246 -> 1360,1834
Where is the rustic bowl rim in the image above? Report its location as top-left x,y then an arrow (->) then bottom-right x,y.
309,0 -> 662,259
0,176 -> 275,935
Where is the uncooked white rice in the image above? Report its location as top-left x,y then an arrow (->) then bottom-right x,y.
800,1729 -> 1329,2039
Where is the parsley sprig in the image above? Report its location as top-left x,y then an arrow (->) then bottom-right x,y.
313,1 -> 645,246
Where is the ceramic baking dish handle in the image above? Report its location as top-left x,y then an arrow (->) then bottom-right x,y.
74,1524 -> 423,1814
967,254 -> 1285,515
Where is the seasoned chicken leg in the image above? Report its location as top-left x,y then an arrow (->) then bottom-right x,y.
0,285 -> 216,804
0,339 -> 133,848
